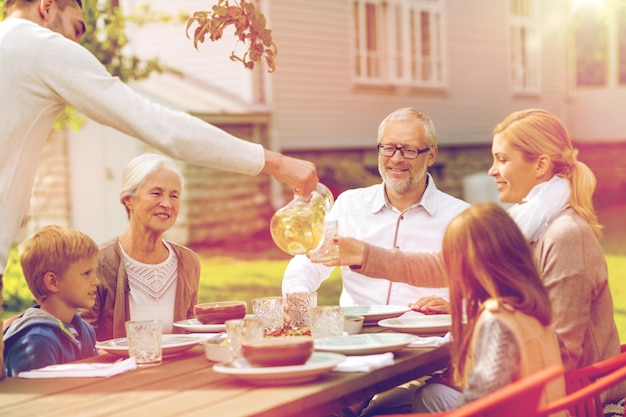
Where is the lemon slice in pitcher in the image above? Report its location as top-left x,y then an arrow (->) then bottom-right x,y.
287,242 -> 308,254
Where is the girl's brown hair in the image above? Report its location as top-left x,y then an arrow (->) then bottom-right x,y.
443,202 -> 552,386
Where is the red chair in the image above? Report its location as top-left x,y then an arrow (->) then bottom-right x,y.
377,365 -> 564,417
558,349 -> 626,417
535,364 -> 626,417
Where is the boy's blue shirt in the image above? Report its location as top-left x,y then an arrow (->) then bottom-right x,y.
3,305 -> 98,377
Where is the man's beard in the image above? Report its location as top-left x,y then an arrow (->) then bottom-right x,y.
379,162 -> 427,194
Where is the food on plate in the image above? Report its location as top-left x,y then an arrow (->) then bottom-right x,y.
265,327 -> 311,337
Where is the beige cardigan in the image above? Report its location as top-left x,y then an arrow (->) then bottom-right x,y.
81,237 -> 200,341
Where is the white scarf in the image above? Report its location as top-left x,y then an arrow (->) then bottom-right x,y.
507,175 -> 570,243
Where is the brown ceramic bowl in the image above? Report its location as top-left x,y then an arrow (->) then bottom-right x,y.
193,301 -> 247,324
241,336 -> 314,367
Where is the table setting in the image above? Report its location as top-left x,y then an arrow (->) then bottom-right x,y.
166,293 -> 452,386
1,294 -> 452,417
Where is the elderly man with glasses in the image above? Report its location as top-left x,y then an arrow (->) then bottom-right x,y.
282,107 -> 469,308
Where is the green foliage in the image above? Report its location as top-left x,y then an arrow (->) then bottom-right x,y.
2,248 -> 36,318
606,255 -> 626,336
80,2 -> 183,82
186,0 -> 277,72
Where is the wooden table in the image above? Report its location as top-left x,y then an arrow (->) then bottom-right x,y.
0,328 -> 450,417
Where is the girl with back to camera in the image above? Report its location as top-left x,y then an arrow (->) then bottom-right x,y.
411,202 -> 566,414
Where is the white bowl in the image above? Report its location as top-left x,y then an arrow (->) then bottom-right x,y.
343,314 -> 364,335
203,339 -> 232,363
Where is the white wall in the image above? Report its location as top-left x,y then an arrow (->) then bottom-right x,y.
68,120 -> 143,245
121,0 -> 255,104
267,0 -> 571,151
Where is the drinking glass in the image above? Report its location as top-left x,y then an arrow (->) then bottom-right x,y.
308,219 -> 339,263
285,291 -> 317,329
125,320 -> 162,366
225,317 -> 265,360
310,306 -> 344,339
251,296 -> 284,334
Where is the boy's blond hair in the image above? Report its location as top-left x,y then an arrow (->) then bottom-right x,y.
19,225 -> 99,302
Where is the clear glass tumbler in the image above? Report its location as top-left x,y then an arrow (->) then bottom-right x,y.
285,291 -> 318,329
251,296 -> 284,334
310,306 -> 344,339
125,319 -> 162,366
308,219 -> 339,263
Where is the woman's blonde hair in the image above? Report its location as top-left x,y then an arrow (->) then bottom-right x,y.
493,108 -> 602,238
443,202 -> 552,387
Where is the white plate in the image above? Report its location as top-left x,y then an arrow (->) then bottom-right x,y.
341,305 -> 410,324
212,352 -> 346,385
173,319 -> 226,333
377,315 -> 452,335
313,333 -> 417,355
96,334 -> 205,357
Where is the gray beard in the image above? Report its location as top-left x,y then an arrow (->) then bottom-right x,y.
383,176 -> 415,194
379,164 -> 428,195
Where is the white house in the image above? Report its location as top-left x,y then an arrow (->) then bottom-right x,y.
23,0 -> 626,247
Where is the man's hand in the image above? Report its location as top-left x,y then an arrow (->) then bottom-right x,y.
262,149 -> 318,196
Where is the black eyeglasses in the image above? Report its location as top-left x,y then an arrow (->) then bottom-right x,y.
377,144 -> 430,160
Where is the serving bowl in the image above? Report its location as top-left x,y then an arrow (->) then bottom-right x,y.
241,336 -> 314,367
194,301 -> 247,324
343,314 -> 364,335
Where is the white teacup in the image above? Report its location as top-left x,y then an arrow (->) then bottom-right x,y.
343,314 -> 364,335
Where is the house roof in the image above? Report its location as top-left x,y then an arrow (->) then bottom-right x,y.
130,72 -> 269,116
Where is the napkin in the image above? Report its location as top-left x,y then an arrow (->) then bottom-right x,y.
333,352 -> 395,373
18,357 -> 137,379
408,332 -> 451,348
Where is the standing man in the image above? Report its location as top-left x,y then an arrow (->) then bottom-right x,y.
282,107 -> 468,307
0,0 -> 318,378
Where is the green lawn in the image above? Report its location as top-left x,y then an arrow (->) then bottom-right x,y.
196,253 -> 342,308
195,249 -> 626,343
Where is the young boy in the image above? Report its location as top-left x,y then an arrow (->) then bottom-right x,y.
3,225 -> 100,377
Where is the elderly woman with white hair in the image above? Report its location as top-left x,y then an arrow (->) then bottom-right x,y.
81,153 -> 200,341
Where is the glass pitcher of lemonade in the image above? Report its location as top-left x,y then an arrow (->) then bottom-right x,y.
270,183 -> 334,256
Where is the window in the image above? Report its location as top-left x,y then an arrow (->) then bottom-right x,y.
352,0 -> 446,88
573,3 -> 608,87
508,0 -> 540,93
571,2 -> 626,88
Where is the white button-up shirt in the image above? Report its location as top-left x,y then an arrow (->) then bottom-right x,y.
282,174 -> 470,306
